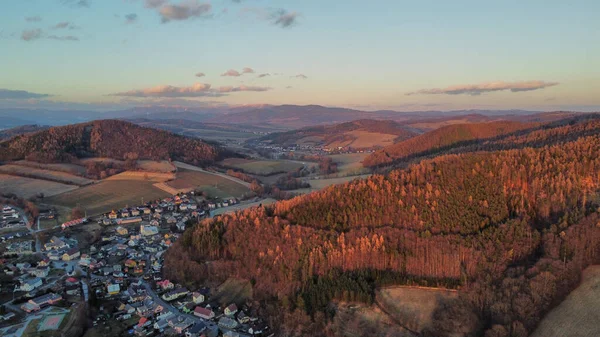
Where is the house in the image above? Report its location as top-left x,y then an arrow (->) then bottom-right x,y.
237,311 -> 250,324
38,258 -> 50,267
218,316 -> 239,329
107,283 -> 121,295
225,303 -> 238,316
20,277 -> 43,291
124,259 -> 137,268
192,292 -> 204,304
47,250 -> 61,261
21,293 -> 62,312
116,226 -> 128,236
154,318 -> 170,331
137,317 -> 150,328
224,331 -> 240,337
121,210 -> 130,218
61,217 -> 86,230
140,225 -> 159,236
176,222 -> 186,231
28,267 -> 49,278
62,247 -> 80,261
102,218 -> 112,226
248,322 -> 268,335
185,322 -> 207,337
173,320 -> 193,334
162,288 -> 189,301
119,217 -> 142,225
44,236 -> 67,251
193,307 -> 215,320
108,210 -> 118,219
141,208 -> 151,215
131,209 -> 140,216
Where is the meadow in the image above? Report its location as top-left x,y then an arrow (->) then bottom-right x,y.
0,164 -> 94,186
220,158 -> 305,175
167,169 -> 250,198
0,174 -> 78,199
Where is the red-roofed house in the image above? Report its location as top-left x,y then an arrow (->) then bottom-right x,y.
194,307 -> 215,320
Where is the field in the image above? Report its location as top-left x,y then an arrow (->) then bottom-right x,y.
376,286 -> 458,333
0,174 -> 78,199
329,153 -> 370,176
13,160 -> 87,175
531,265 -> 600,337
104,171 -> 175,182
167,169 -> 250,198
331,302 -> 415,337
136,160 -> 176,172
211,198 -> 276,216
295,174 -> 372,194
211,278 -> 253,306
220,158 -> 305,175
0,164 -> 93,186
327,130 -> 399,149
45,180 -> 170,216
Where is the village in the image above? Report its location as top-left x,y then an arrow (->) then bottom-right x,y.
0,194 -> 270,337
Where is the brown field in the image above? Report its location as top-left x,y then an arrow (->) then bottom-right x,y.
220,158 -> 305,175
294,174 -> 372,194
376,286 -> 458,333
137,160 -> 176,172
0,174 -> 78,198
329,153 -> 370,175
211,278 -> 253,306
167,169 -> 250,198
531,265 -> 600,337
79,157 -> 125,165
104,171 -> 175,182
13,160 -> 87,175
0,164 -> 94,186
332,302 -> 415,337
45,180 -> 169,216
328,130 -> 398,149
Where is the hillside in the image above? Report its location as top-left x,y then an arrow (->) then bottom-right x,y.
256,119 -> 418,149
0,119 -> 228,165
0,124 -> 48,140
164,116 -> 600,336
363,120 -> 538,167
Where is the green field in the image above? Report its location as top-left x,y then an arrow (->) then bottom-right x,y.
329,153 -> 371,176
45,180 -> 170,216
220,158 -> 305,175
167,169 -> 250,198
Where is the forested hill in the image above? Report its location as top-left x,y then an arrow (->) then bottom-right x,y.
0,124 -> 49,141
0,119 -> 229,165
256,119 -> 418,149
165,116 -> 600,337
363,120 -> 538,167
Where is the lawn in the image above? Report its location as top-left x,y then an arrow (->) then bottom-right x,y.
375,286 -> 458,333
220,158 -> 305,175
0,174 -> 78,199
531,265 -> 600,337
167,169 -> 250,198
211,278 -> 253,307
45,180 -> 170,216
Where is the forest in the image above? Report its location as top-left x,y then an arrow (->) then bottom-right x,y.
164,115 -> 600,337
0,119 -> 227,166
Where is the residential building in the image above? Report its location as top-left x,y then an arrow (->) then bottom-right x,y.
193,307 -> 214,320
20,277 -> 43,292
225,303 -> 238,316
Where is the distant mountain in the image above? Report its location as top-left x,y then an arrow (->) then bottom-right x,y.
256,119 -> 418,149
0,119 -> 230,165
0,124 -> 49,140
363,120 -> 538,167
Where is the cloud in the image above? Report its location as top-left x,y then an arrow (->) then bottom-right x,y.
52,21 -> 79,30
217,85 -> 270,92
125,13 -> 138,24
144,0 -> 167,8
0,88 -> 52,99
111,82 -> 271,97
294,74 -> 308,79
61,0 -> 90,8
272,9 -> 298,28
258,73 -> 270,78
25,16 -> 42,22
406,81 -> 559,96
222,69 -> 241,77
48,35 -> 79,41
21,29 -> 43,41
195,72 -> 206,77
242,67 -> 255,74
159,1 -> 212,23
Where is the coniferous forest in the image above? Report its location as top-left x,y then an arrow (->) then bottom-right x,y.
165,115 -> 600,337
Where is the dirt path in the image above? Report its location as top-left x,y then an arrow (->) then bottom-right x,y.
173,161 -> 251,188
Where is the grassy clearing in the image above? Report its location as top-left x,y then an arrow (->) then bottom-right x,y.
329,153 -> 370,176
531,265 -> 600,337
332,302 -> 416,337
212,278 -> 253,307
83,317 -> 138,337
137,160 -> 176,173
328,131 -> 398,149
0,174 -> 78,199
211,198 -> 276,217
295,174 -> 372,194
45,180 -> 170,216
375,286 -> 457,333
220,158 -> 304,175
0,165 -> 93,186
167,169 -> 250,198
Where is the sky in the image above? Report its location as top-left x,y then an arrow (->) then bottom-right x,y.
0,0 -> 599,112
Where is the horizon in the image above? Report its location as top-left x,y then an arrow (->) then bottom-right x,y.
1,0 -> 599,112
